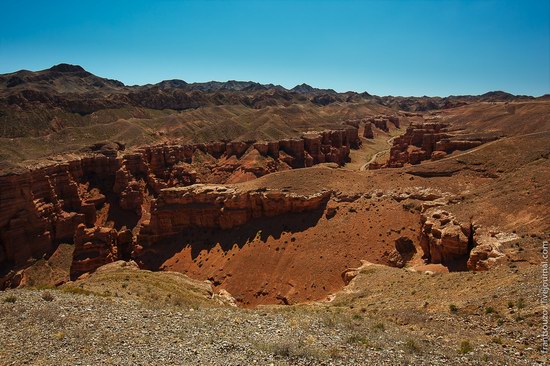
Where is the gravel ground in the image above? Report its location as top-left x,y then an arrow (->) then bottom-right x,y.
0,289 -> 544,366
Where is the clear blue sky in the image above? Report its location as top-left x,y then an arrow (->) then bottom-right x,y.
1,0 -> 549,96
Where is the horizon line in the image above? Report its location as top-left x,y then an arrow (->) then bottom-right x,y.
1,63 -> 546,99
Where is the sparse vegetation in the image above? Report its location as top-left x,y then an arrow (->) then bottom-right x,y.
405,339 -> 421,353
61,287 -> 94,296
449,304 -> 458,313
255,339 -> 325,360
458,340 -> 473,354
347,334 -> 369,346
517,297 -> 525,309
3,295 -> 16,303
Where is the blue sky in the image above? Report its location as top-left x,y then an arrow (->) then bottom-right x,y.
1,0 -> 548,96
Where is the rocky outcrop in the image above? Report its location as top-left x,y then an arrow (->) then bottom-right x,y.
366,115 -> 400,132
382,122 -> 494,168
70,224 -> 119,279
363,122 -> 374,139
1,243 -> 74,289
467,232 -> 509,271
420,209 -> 472,265
0,130 -> 357,283
0,156 -> 120,276
420,208 -> 507,271
343,115 -> 400,138
137,185 -> 331,246
386,123 -> 450,167
370,118 -> 388,132
388,115 -> 400,128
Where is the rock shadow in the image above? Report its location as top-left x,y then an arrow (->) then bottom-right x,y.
138,206 -> 327,270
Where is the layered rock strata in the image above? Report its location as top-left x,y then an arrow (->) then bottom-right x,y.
0,130 -> 357,283
137,185 -> 331,247
382,122 -> 495,167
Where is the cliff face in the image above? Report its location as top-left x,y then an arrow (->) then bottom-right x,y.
0,156 -> 120,274
0,129 -> 357,284
137,185 -> 331,248
382,122 -> 494,168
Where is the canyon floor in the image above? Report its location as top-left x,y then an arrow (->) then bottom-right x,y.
0,65 -> 549,365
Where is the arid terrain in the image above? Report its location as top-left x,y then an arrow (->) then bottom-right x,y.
0,64 -> 549,365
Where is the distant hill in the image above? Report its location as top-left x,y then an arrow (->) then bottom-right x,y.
0,63 -> 535,141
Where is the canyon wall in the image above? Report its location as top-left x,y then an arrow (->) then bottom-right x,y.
137,185 -> 331,248
0,128 -> 358,284
381,122 -> 494,168
344,115 -> 401,139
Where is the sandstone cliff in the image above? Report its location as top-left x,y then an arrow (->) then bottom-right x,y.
0,129 -> 357,284
383,122 -> 495,167
137,185 -> 331,247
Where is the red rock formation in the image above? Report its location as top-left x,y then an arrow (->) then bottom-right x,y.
386,236 -> 416,268
388,115 -> 400,128
0,129 -> 358,283
419,208 -> 508,271
363,122 -> 374,139
71,224 -> 118,278
420,208 -> 472,265
137,185 -> 331,247
0,156 -> 119,274
303,134 -> 325,165
381,122 -> 490,168
371,118 -> 388,132
430,151 -> 447,161
364,115 -> 399,131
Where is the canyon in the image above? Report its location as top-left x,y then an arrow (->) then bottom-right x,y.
0,65 -> 548,311
0,128 -> 359,285
0,65 -> 548,366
